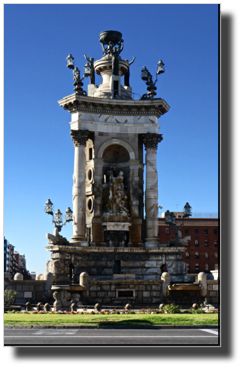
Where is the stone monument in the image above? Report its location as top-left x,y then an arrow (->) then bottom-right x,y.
45,31 -> 206,309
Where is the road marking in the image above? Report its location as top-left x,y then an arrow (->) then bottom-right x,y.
5,335 -> 218,338
33,330 -> 79,335
199,329 -> 218,335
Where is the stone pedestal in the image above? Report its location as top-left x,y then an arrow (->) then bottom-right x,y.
52,285 -> 71,311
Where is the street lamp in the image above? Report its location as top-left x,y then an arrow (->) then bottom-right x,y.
66,53 -> 96,93
45,199 -> 73,233
66,54 -> 74,69
183,202 -> 192,218
140,60 -> 165,99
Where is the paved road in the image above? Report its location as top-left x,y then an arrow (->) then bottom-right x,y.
4,328 -> 219,346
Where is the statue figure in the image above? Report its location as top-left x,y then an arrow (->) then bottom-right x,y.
103,167 -> 130,222
104,39 -> 124,76
124,56 -> 135,87
84,54 -> 95,85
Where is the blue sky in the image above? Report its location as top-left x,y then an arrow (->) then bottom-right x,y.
4,4 -> 219,274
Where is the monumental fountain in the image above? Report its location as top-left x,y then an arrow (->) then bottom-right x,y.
44,31 -> 207,309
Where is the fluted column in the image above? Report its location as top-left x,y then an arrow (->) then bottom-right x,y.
70,130 -> 89,246
143,133 -> 163,247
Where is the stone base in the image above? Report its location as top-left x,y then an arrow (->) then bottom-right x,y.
70,236 -> 88,246
144,238 -> 160,247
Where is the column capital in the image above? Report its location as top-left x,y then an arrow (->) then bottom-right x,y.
142,133 -> 163,150
71,130 -> 89,147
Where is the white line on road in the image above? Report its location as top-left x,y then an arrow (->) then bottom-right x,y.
5,335 -> 218,338
199,329 -> 218,335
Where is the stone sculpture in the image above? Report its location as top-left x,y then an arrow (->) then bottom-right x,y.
46,227 -> 69,245
53,290 -> 71,311
103,168 -> 130,222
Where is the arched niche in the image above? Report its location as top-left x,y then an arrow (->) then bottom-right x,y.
98,139 -> 134,215
97,138 -> 135,161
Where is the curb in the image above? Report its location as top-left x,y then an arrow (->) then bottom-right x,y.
4,324 -> 218,330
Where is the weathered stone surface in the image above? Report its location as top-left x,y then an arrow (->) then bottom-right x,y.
102,269 -> 113,275
97,292 -> 107,297
107,291 -> 116,297
111,285 -> 116,290
143,298 -> 151,303
143,291 -> 150,297
151,291 -> 161,297
208,285 -> 213,290
90,285 -> 101,291
152,285 -> 160,290
153,298 -> 164,303
96,261 -> 106,267
89,268 -> 98,275
209,291 -> 217,297
101,285 -> 110,291
34,285 -> 44,291
136,285 -> 145,290
23,285 -> 34,291
87,261 -> 96,267
213,285 -> 218,291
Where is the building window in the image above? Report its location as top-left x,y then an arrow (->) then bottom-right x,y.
195,240 -> 199,247
195,229 -> 199,235
214,240 -> 218,246
214,228 -> 218,235
205,240 -> 208,247
204,228 -> 208,235
214,264 -> 218,270
186,263 -> 190,272
185,228 -> 189,235
195,252 -> 199,259
89,148 -> 93,160
205,252 -> 209,259
186,252 -> 190,258
205,263 -> 209,271
215,252 -> 218,259
165,228 -> 170,234
195,264 -> 200,272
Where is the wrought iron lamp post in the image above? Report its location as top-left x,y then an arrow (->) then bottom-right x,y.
140,60 -> 165,99
45,199 -> 73,233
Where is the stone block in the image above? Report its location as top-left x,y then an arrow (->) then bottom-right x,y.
5,285 -> 13,290
151,291 -> 161,297
129,285 -> 135,288
15,298 -> 25,303
213,285 -> 218,291
89,268 -> 98,275
208,285 -> 213,290
90,292 -> 96,297
212,298 -> 219,304
143,291 -> 150,297
97,292 -> 107,297
111,285 -> 116,291
90,285 -> 101,291
152,285 -> 161,291
102,269 -> 113,275
23,285 -> 34,291
16,285 -> 23,291
17,291 -> 24,298
108,291 -> 116,297
101,285 -> 110,291
143,298 -> 151,303
103,298 -> 111,304
152,298 -> 164,304
136,285 -> 145,291
106,261 -> 114,267
34,285 -> 44,291
87,261 -> 96,267
146,285 -> 151,291
36,292 -> 43,300
137,291 -> 143,299
24,292 -> 32,298
209,291 -> 217,297
93,298 -> 102,303
96,261 -> 106,267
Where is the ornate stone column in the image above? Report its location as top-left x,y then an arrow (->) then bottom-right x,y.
143,133 -> 163,247
70,130 -> 89,246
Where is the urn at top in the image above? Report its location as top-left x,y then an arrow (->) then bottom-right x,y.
99,30 -> 123,47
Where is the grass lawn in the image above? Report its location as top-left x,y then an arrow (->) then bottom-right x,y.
4,313 -> 218,326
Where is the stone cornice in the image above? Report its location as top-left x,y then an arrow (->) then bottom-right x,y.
58,93 -> 170,118
45,245 -> 186,254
